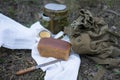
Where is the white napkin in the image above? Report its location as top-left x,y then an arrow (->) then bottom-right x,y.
0,13 -> 81,80
0,28 -> 3,47
31,23 -> 81,80
0,13 -> 36,49
32,41 -> 81,80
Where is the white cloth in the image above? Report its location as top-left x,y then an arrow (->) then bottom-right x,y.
32,42 -> 80,80
0,13 -> 36,49
0,13 -> 81,80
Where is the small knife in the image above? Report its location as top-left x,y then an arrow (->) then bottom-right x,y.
16,59 -> 62,75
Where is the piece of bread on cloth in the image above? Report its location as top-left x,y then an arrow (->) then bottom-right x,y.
37,38 -> 71,60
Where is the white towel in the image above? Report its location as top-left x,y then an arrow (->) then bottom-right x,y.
32,43 -> 80,80
31,22 -> 81,80
0,13 -> 36,49
0,13 -> 81,80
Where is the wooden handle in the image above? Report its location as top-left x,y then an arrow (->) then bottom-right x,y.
16,66 -> 36,75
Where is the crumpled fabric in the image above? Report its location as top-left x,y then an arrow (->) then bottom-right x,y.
64,9 -> 120,67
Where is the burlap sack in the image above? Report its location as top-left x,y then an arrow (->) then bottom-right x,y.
64,9 -> 120,67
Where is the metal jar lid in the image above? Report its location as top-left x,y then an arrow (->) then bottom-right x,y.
39,30 -> 51,38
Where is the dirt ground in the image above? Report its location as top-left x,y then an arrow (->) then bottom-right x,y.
0,0 -> 120,80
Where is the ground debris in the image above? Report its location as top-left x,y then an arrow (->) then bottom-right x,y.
0,47 -> 45,80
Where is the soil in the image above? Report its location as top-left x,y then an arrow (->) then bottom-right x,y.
0,0 -> 120,80
0,48 -> 45,80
